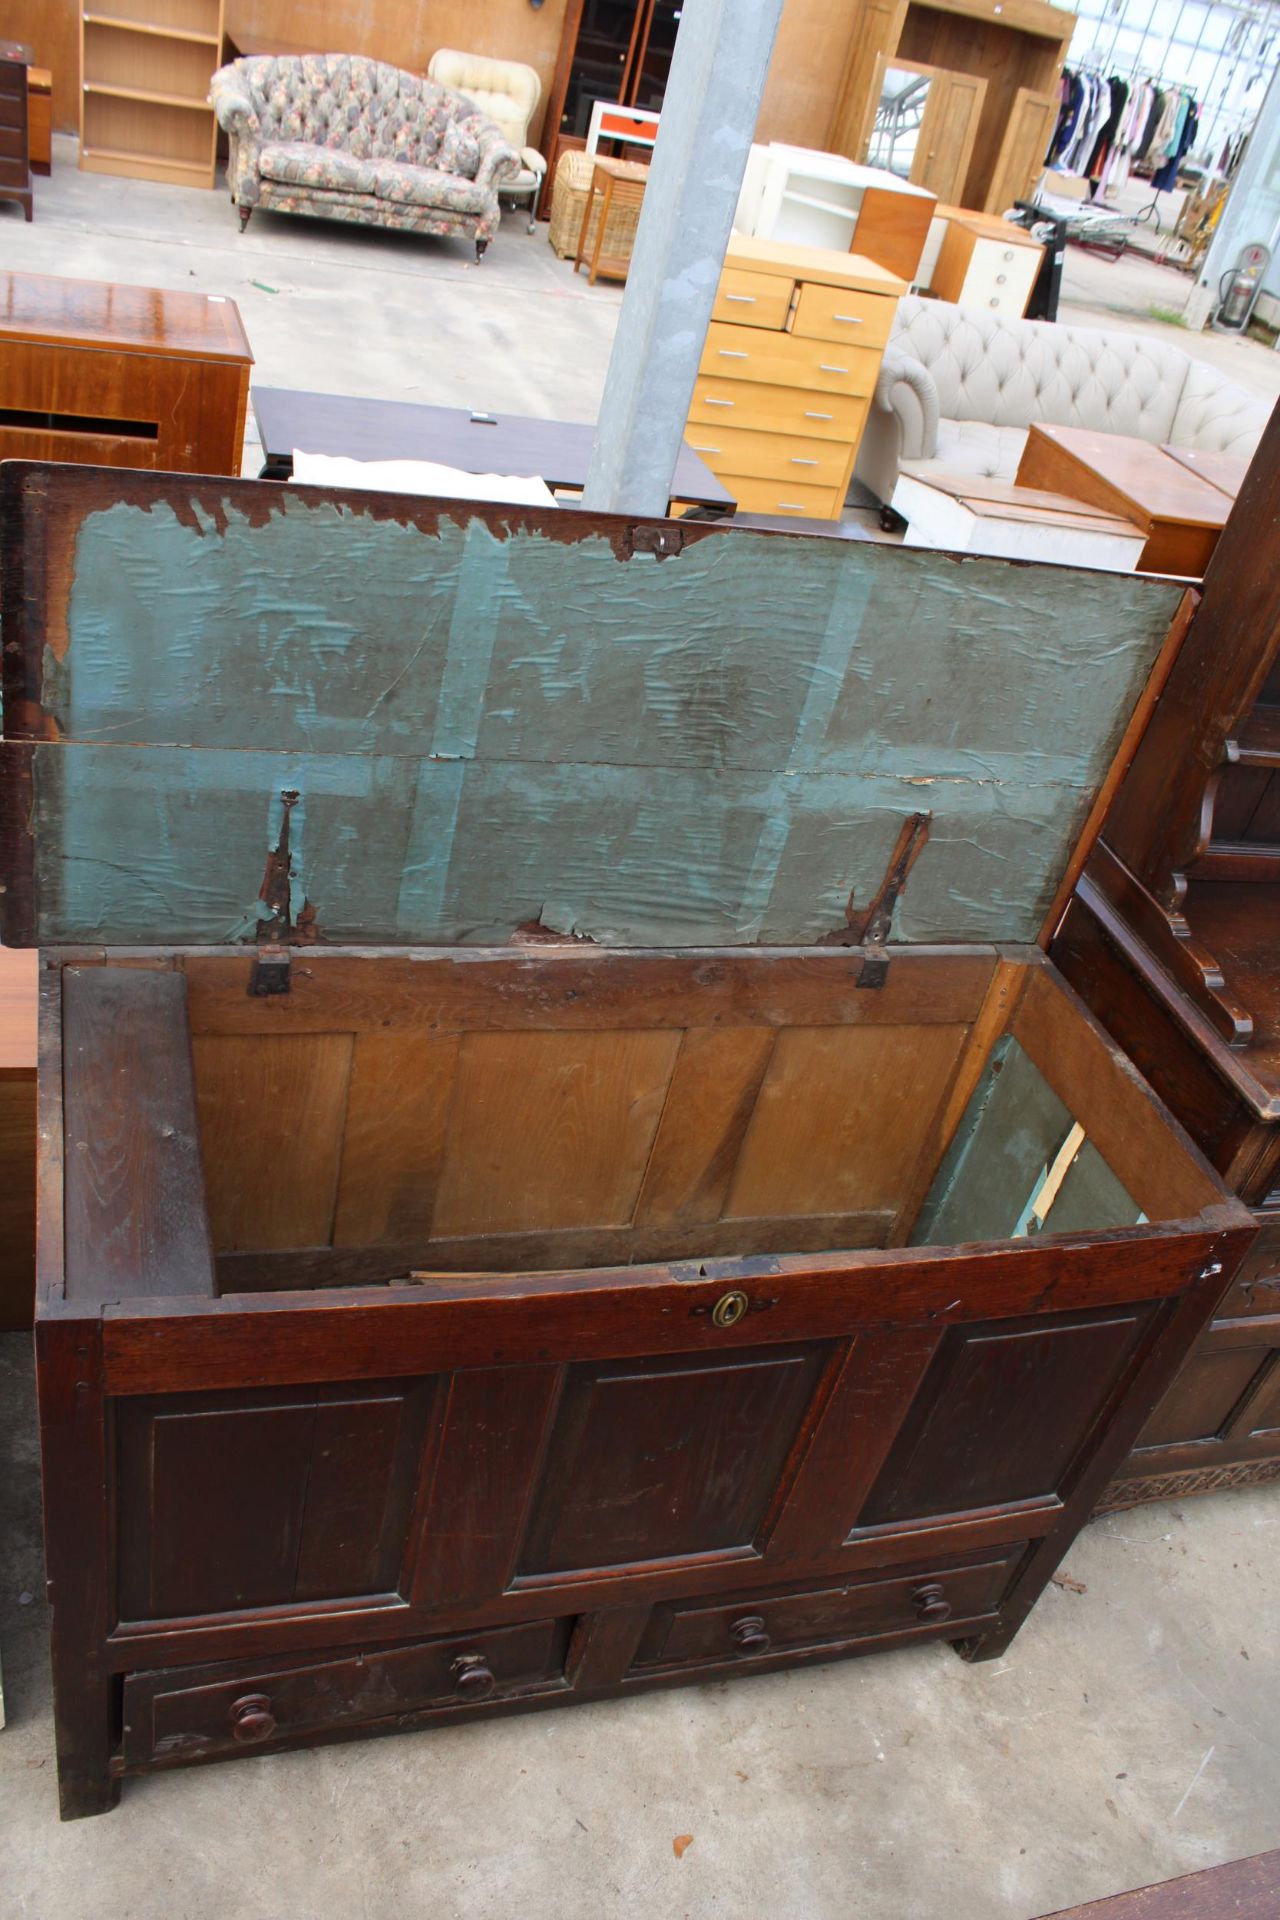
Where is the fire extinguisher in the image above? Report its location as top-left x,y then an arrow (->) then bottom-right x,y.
1214,241 -> 1271,331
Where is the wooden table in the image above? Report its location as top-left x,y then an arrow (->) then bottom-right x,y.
1160,443 -> 1251,498
0,270 -> 253,471
1016,424 -> 1232,576
0,947 -> 37,1331
252,387 -> 734,512
574,157 -> 649,285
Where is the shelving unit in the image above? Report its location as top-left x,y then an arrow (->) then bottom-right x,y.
79,0 -> 223,188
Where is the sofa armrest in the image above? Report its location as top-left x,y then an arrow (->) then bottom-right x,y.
522,146 -> 547,180
209,64 -> 260,140
875,352 -> 940,461
471,119 -> 522,192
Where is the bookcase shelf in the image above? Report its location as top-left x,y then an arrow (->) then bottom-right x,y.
79,0 -> 223,188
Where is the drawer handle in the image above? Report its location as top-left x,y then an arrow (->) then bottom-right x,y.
724,293 -> 756,303
1003,249 -> 1015,260
777,501 -> 808,511
996,274 -> 1007,285
691,445 -> 720,455
913,1582 -> 952,1625
229,1693 -> 276,1744
804,410 -> 834,420
819,364 -> 849,374
790,457 -> 819,466
718,349 -> 749,359
730,1614 -> 771,1656
988,298 -> 1000,309
705,398 -> 735,408
831,314 -> 865,324
452,1652 -> 495,1700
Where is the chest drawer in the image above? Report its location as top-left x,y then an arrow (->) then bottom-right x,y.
717,471 -> 844,520
790,282 -> 896,349
961,240 -> 1040,316
0,125 -> 28,163
700,321 -> 880,397
630,1547 -> 1026,1671
123,1616 -> 570,1763
683,422 -> 853,487
1216,1216 -> 1280,1318
712,267 -> 794,330
688,375 -> 869,443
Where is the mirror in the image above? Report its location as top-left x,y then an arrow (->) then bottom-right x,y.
867,66 -> 933,179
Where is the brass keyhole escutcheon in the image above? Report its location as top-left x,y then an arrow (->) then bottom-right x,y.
711,1289 -> 749,1329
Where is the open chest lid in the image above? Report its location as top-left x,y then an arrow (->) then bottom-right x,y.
0,463 -> 1188,953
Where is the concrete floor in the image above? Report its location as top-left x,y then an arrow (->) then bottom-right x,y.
2,144 -> 1280,1920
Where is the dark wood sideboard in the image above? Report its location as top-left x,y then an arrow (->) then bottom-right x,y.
2,463 -> 1252,1818
0,42 -> 34,222
1052,401 -> 1280,1510
0,270 -> 252,472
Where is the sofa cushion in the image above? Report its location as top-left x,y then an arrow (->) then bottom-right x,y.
374,161 -> 490,215
440,118 -> 481,180
901,422 -> 1031,488
240,55 -> 467,168
258,140 -> 381,194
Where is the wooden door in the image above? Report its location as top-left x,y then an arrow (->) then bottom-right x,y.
984,86 -> 1057,216
913,71 -> 986,204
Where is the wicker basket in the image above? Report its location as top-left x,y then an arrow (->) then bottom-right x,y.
548,149 -> 647,266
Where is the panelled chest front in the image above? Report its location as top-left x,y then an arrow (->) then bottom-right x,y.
0,463 -> 1251,1816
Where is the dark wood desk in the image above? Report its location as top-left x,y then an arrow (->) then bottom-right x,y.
0,947 -> 36,1330
1036,1848 -> 1280,1917
0,41 -> 33,223
1016,423 -> 1231,577
251,387 -> 735,511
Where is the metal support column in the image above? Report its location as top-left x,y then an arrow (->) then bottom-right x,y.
581,0 -> 786,518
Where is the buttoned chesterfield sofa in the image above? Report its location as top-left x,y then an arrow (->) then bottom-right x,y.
855,294 -> 1269,506
209,55 -> 520,259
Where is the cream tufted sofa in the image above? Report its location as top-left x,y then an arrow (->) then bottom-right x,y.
427,49 -> 545,233
855,296 -> 1269,507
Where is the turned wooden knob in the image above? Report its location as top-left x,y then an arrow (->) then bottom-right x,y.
913,1582 -> 952,1624
229,1693 -> 276,1743
452,1653 -> 495,1699
730,1614 -> 770,1656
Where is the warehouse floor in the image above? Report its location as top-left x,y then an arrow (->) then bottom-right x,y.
2,148 -> 1279,1920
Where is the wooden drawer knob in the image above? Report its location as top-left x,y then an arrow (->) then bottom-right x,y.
730,1614 -> 771,1656
229,1693 -> 276,1743
452,1652 -> 495,1699
913,1582 -> 952,1624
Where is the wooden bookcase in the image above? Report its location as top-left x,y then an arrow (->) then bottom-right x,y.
79,0 -> 223,188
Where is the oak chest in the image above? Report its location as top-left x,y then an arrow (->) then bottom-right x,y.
1,463 -> 1252,1818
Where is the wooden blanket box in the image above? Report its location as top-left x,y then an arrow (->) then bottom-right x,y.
1,463 -> 1253,1819
1052,403 -> 1280,1511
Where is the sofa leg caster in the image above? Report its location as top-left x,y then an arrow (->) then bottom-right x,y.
238,205 -> 252,232
475,238 -> 488,263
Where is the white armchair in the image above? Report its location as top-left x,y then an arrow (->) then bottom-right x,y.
427,49 -> 545,233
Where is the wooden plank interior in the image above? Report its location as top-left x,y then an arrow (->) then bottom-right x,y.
1011,966 -> 1223,1220
193,1033 -> 353,1252
61,966 -> 215,1303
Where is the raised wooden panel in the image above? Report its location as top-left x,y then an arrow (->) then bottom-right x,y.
432,1029 -> 680,1237
332,1031 -> 460,1246
727,1024 -> 968,1222
194,1032 -> 353,1250
516,1344 -> 831,1577
1136,1344 -> 1272,1448
982,86 -> 1058,216
116,1377 -> 435,1620
858,1306 -> 1154,1525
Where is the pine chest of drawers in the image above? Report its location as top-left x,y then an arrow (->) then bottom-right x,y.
687,236 -> 905,521
2,463 -> 1251,1817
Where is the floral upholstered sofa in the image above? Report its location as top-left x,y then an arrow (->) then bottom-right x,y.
209,55 -> 520,258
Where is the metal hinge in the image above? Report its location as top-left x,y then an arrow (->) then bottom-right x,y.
248,943 -> 291,996
622,523 -> 686,560
821,812 -> 932,987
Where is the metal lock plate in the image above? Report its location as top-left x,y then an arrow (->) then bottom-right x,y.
711,1289 -> 749,1329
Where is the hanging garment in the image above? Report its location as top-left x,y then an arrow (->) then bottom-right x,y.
1149,88 -> 1181,163
1153,101 -> 1197,191
1087,77 -> 1129,181
1138,87 -> 1165,161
